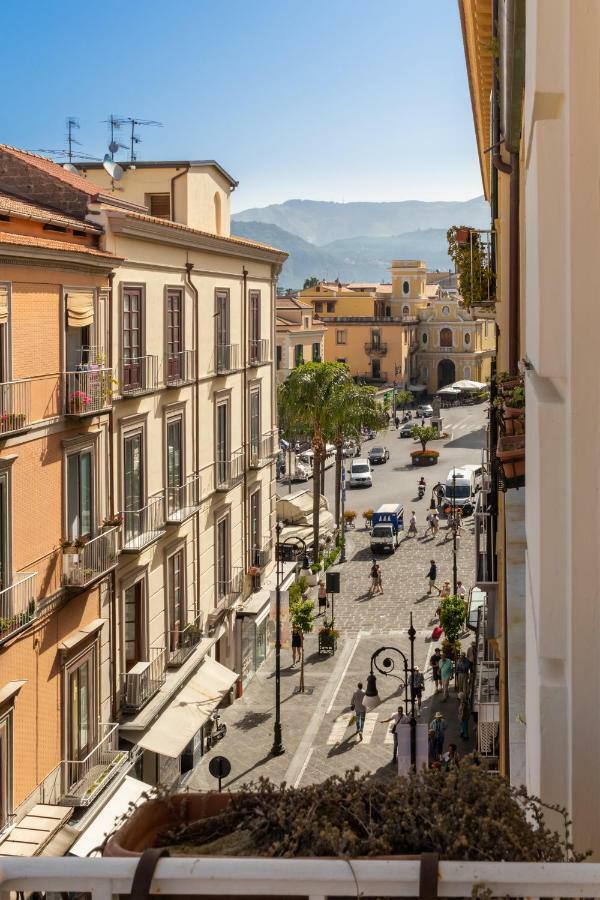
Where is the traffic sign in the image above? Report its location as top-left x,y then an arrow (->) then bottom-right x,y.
208,755 -> 231,791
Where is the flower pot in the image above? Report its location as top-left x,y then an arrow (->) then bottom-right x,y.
410,450 -> 439,467
454,227 -> 470,244
503,405 -> 525,419
499,457 -> 525,490
497,434 -> 525,463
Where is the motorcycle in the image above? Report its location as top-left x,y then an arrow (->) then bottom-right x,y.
205,709 -> 227,750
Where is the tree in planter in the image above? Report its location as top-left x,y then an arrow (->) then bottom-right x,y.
447,225 -> 496,308
411,424 -> 439,452
362,508 -> 374,528
439,594 -> 467,657
343,509 -> 357,529
289,585 -> 315,693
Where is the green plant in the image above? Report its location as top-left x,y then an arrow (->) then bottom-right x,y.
411,425 -> 439,453
362,508 -> 374,526
508,385 -> 525,408
289,592 -> 315,692
343,509 -> 356,522
288,582 -> 302,606
447,225 -> 496,307
297,574 -> 309,595
395,389 -> 413,410
310,562 -> 321,574
439,594 -> 467,644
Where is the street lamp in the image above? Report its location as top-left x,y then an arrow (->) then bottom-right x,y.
363,614 -> 417,766
272,523 -> 310,757
339,462 -> 347,563
452,470 -> 458,594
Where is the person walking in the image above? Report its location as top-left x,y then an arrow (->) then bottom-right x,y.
369,559 -> 379,597
432,510 -> 440,535
439,652 -> 453,700
426,559 -> 437,595
291,626 -> 303,666
440,580 -> 451,600
430,647 -> 442,693
411,666 -> 425,715
382,705 -> 410,763
455,652 -> 471,694
375,561 -> 384,595
442,742 -> 460,770
425,511 -> 434,536
317,579 -> 327,615
408,510 -> 418,536
429,710 -> 447,760
457,692 -> 470,741
351,682 -> 367,740
456,580 -> 466,600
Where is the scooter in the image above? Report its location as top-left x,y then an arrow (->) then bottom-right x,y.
205,709 -> 227,750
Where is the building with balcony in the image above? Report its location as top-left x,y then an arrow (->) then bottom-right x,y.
275,297 -> 327,382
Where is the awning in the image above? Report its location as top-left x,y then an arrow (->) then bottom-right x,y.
409,384 -> 428,392
123,658 -> 238,759
69,776 -> 152,857
0,286 -> 8,326
66,291 -> 94,328
436,386 -> 461,395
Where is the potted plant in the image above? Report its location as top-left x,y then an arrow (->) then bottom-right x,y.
69,390 -> 92,414
362,508 -> 374,529
447,226 -> 495,307
318,619 -> 339,655
439,595 -> 467,657
102,513 -> 123,531
343,509 -> 357,529
497,433 -> 526,462
504,384 -> 525,418
307,561 -> 321,587
409,425 -> 440,466
247,565 -> 259,577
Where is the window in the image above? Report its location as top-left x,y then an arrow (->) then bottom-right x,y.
168,549 -> 186,647
336,330 -> 347,345
294,344 -> 304,367
371,329 -> 381,349
0,711 -> 12,830
403,280 -> 410,295
0,284 -> 9,384
67,449 -> 94,539
249,290 -> 260,347
65,290 -> 94,371
385,305 -> 391,317
249,490 -> 260,563
66,649 -> 96,778
216,514 -> 230,599
464,332 -> 471,345
336,357 -> 346,363
123,430 -> 144,544
124,580 -> 144,671
303,317 -> 310,330
314,302 -> 323,313
312,342 -> 321,362
216,399 -> 230,485
326,302 -> 335,313
166,416 -> 183,516
440,327 -> 453,348
123,287 -> 143,390
166,289 -> 183,382
372,359 -> 381,379
422,333 -> 428,344
276,345 -> 282,369
216,290 -> 230,346
249,388 -> 260,457
147,194 -> 171,219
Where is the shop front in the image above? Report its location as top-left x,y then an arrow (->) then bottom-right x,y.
238,589 -> 273,687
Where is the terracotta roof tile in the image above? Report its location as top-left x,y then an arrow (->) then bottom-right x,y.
0,231 -> 117,259
0,190 -> 101,232
0,145 -> 109,199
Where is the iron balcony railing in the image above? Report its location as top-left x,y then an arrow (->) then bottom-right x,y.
167,612 -> 203,668
249,432 -> 274,468
64,368 -> 114,416
475,490 -> 497,583
215,566 -> 243,607
248,338 -> 269,365
215,449 -> 244,491
216,343 -> 240,373
121,645 -> 167,712
165,349 -> 195,386
122,493 -> 166,552
166,473 -> 201,523
121,355 -> 159,396
248,538 -> 273,572
60,723 -> 130,807
364,341 -> 388,356
0,572 -> 37,643
0,379 -> 31,435
62,527 -> 120,589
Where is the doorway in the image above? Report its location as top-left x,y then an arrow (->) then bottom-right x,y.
437,358 -> 456,389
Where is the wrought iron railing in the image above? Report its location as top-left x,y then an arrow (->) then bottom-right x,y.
121,355 -> 159,395
166,473 -> 201,523
62,527 -> 120,589
0,379 -> 31,434
216,566 -> 243,606
216,343 -> 240,373
474,489 -> 497,583
121,645 -> 167,712
0,572 -> 37,643
64,368 -> 114,415
248,338 -> 269,365
165,349 -> 195,386
364,342 -> 388,355
122,493 -> 165,552
61,723 -> 130,806
215,449 -> 244,490
248,538 -> 273,571
167,613 -> 203,668
249,432 -> 274,468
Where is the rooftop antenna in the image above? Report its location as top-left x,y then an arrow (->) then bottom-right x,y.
103,115 -> 128,160
66,117 -> 80,163
125,117 -> 163,162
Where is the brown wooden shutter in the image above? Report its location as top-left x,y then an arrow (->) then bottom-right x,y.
149,194 -> 171,219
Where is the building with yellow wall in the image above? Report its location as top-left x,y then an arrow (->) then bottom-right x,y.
275,298 -> 327,382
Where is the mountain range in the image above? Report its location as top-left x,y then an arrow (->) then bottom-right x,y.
231,196 -> 490,288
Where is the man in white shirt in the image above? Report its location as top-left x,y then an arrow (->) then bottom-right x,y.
382,705 -> 410,763
456,580 -> 466,600
350,682 -> 366,740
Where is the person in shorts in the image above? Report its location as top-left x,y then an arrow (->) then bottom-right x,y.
430,646 -> 442,693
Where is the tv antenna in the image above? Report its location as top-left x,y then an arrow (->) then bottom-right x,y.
125,117 -> 163,161
103,115 -> 129,160
65,117 -> 81,162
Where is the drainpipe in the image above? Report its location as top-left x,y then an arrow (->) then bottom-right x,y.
508,152 -> 520,375
492,0 -> 512,178
170,166 -> 190,222
185,263 -> 201,621
107,269 -> 118,722
242,267 -> 249,581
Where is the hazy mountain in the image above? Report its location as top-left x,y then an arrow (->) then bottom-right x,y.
233,196 -> 489,245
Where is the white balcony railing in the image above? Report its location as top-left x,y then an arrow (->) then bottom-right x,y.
121,355 -> 159,396
64,368 -> 114,416
216,343 -> 240,373
62,527 -> 120,589
167,612 -> 203,668
60,723 -> 130,807
166,473 -> 201,523
248,338 -> 269,365
215,449 -> 244,490
0,572 -> 37,643
165,349 -> 195,386
1,859 -> 598,897
121,646 -> 167,712
122,493 -> 166,552
0,379 -> 31,434
249,432 -> 274,468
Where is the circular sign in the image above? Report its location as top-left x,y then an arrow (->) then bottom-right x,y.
209,755 -> 231,780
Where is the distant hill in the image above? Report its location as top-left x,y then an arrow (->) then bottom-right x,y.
233,196 -> 489,245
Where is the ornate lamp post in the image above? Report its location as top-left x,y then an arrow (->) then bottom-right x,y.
363,613 -> 417,766
271,523 -> 309,757
452,469 -> 458,595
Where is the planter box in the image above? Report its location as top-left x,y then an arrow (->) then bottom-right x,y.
503,405 -> 525,419
410,450 -> 439,467
497,434 -> 525,462
318,633 -> 337,655
499,458 -> 525,490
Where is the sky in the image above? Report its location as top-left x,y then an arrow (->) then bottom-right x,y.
1,0 -> 482,212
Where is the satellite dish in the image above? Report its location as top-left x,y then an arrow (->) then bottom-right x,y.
109,141 -> 120,155
103,154 -> 124,182
62,163 -> 79,174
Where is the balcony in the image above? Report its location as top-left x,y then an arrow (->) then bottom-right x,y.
165,349 -> 195,387
59,723 -> 131,807
0,572 -> 37,644
249,432 -> 274,468
121,355 -> 159,396
248,538 -> 273,573
62,527 -> 120,590
64,368 -> 114,416
121,645 -> 167,712
122,493 -> 166,553
208,567 -> 243,628
166,473 -> 201,524
356,371 -> 389,384
167,612 -> 203,668
248,338 -> 269,366
364,341 -> 388,356
215,448 -> 244,491
216,343 -> 240,373
0,379 -> 31,435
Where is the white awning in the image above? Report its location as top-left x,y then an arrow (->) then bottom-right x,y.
66,291 -> 94,328
69,776 -> 152,858
124,658 -> 238,759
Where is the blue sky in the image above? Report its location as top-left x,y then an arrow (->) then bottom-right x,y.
2,0 -> 482,211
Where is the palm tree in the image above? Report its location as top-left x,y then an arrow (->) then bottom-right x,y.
327,379 -> 384,528
279,362 -> 349,554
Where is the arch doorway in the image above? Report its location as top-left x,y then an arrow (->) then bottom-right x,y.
438,358 -> 455,389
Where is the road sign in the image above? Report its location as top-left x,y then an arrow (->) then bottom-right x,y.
208,755 -> 231,791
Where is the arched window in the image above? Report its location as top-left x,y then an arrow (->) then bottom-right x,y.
464,332 -> 471,345
214,192 -> 222,235
422,333 -> 428,344
403,280 -> 410,295
403,305 -> 410,316
440,327 -> 452,348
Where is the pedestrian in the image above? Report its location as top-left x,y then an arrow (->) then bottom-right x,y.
382,705 -> 410,763
457,692 -> 470,741
369,559 -> 378,597
466,640 -> 476,667
318,579 -> 327,615
291,626 -> 303,665
455,652 -> 471,694
426,559 -> 437,595
425,512 -> 434,536
432,510 -> 440,535
411,666 -> 425,715
395,415 -> 400,429
440,580 -> 451,599
429,710 -> 447,759
408,510 -> 418,536
439,652 -> 453,700
421,416 -> 425,426
375,561 -> 384,595
441,742 -> 460,770
351,682 -> 367,740
456,580 -> 466,600
430,646 -> 442,692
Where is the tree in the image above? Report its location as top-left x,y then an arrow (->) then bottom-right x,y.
395,389 -> 413,412
289,585 -> 315,693
303,276 -> 320,290
439,594 -> 467,654
279,362 -> 350,553
411,424 -> 439,452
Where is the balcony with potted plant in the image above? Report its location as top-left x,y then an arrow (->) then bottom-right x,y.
495,378 -> 525,490
64,367 -> 116,416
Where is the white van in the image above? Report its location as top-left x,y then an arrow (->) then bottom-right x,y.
443,465 -> 480,516
349,458 -> 373,488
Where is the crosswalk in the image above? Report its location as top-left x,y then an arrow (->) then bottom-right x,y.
325,710 -> 395,746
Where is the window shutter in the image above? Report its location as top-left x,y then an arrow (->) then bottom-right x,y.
149,194 -> 171,219
66,291 -> 94,328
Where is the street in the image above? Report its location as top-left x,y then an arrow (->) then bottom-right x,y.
190,403 -> 486,792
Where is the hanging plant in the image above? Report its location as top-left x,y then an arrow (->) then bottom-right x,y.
447,225 -> 496,308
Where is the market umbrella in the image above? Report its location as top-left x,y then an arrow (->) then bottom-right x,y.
451,380 -> 487,391
436,386 -> 461,395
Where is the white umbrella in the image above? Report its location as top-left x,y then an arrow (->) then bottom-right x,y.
437,386 -> 461,395
451,380 -> 486,391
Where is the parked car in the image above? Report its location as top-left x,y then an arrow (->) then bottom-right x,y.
399,421 -> 415,438
368,446 -> 390,464
349,458 -> 373,488
416,404 -> 434,418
